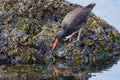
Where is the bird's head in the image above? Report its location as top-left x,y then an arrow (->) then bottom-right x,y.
57,31 -> 66,41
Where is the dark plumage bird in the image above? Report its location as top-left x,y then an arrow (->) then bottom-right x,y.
52,3 -> 96,51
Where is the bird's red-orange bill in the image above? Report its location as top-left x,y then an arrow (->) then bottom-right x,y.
52,39 -> 59,51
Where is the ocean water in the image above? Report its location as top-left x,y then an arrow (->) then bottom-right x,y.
67,0 -> 120,80
67,0 -> 120,32
89,60 -> 120,80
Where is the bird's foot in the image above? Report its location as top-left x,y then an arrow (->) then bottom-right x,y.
64,35 -> 73,41
64,31 -> 78,41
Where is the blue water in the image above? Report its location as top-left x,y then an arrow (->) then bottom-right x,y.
89,60 -> 120,80
67,0 -> 120,80
67,0 -> 120,32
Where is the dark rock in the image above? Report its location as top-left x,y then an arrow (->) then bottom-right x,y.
0,0 -> 119,65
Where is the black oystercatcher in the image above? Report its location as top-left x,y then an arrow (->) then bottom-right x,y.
52,3 -> 96,51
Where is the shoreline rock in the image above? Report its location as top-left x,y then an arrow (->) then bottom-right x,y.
0,0 -> 120,64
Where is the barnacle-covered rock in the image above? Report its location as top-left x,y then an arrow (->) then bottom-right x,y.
0,0 -> 120,80
0,0 -> 120,65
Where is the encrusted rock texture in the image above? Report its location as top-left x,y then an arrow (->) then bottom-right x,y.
0,0 -> 120,64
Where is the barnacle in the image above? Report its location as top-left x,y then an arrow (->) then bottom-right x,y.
75,53 -> 82,66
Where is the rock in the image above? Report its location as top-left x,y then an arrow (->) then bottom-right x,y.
0,0 -> 120,64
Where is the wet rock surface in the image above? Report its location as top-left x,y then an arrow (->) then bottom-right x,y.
0,0 -> 120,80
0,0 -> 120,65
0,56 -> 119,80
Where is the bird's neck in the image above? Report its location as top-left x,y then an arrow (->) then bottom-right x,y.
58,31 -> 66,41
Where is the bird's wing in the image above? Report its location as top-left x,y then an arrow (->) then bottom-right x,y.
61,8 -> 81,31
61,7 -> 89,34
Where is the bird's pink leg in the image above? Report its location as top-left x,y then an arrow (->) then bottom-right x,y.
73,23 -> 85,42
64,31 -> 78,41
73,27 -> 83,42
